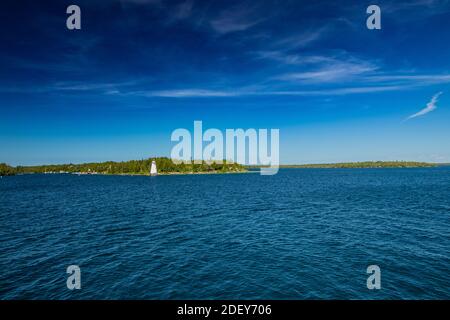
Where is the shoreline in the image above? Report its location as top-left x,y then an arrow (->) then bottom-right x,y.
3,161 -> 447,177
8,165 -> 448,178
14,170 -> 250,177
105,170 -> 250,176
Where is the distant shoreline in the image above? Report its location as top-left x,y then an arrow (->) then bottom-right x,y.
247,161 -> 441,169
2,160 -> 447,177
1,157 -> 247,176
13,170 -> 251,177
76,170 -> 250,176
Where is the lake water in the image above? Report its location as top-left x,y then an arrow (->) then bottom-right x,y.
0,168 -> 449,299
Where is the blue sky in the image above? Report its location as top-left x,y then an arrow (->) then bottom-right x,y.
1,0 -> 450,165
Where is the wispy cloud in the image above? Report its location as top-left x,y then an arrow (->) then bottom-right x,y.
405,92 -> 443,120
134,85 -> 405,98
210,4 -> 264,34
142,89 -> 240,98
53,81 -> 138,92
265,86 -> 405,96
253,51 -> 335,65
0,80 -> 141,95
277,61 -> 378,83
364,74 -> 450,85
270,53 -> 450,89
383,0 -> 450,13
274,27 -> 328,49
172,0 -> 194,20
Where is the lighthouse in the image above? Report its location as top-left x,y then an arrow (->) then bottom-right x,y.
150,160 -> 157,176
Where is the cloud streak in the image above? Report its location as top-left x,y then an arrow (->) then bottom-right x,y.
133,85 -> 405,98
405,92 -> 443,120
210,4 -> 264,34
274,27 -> 328,49
253,51 -> 335,65
140,89 -> 240,98
277,61 -> 378,83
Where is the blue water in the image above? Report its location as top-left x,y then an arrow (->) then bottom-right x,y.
0,168 -> 449,299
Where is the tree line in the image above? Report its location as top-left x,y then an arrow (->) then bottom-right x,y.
1,158 -> 246,176
0,163 -> 16,176
276,161 -> 437,168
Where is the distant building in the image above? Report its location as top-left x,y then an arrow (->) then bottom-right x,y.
150,160 -> 157,176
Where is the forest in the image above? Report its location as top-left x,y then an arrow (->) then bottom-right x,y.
277,161 -> 437,168
1,160 -> 440,176
0,158 -> 246,176
0,163 -> 16,176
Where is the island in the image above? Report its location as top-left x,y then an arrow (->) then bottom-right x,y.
261,161 -> 438,169
0,163 -> 15,176
1,160 -> 443,176
1,158 -> 246,176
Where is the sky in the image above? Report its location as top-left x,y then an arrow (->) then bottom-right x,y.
1,0 -> 450,165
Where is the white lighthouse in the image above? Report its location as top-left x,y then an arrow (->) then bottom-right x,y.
150,160 -> 157,176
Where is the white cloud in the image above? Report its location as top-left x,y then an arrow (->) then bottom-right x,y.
277,61 -> 377,83
138,85 -> 404,98
144,89 -> 240,97
405,92 -> 443,120
253,51 -> 335,65
266,86 -> 404,96
53,81 -> 137,91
